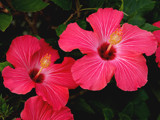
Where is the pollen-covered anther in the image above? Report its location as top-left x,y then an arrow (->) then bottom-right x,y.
40,53 -> 51,68
108,28 -> 123,45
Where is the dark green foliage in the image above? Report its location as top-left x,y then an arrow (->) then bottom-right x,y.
0,95 -> 13,120
51,0 -> 72,10
0,0 -> 160,119
142,23 -> 160,32
121,0 -> 155,26
11,0 -> 49,12
119,113 -> 131,120
103,108 -> 114,120
0,13 -> 12,32
0,61 -> 12,72
56,24 -> 67,37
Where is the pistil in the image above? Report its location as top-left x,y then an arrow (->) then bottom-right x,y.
105,28 -> 123,54
33,53 -> 51,80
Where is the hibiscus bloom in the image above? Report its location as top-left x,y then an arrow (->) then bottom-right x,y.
153,21 -> 160,67
2,35 -> 77,110
59,8 -> 157,91
18,96 -> 74,120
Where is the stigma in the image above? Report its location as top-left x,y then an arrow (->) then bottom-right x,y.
108,28 -> 123,45
40,53 -> 51,68
33,53 -> 51,81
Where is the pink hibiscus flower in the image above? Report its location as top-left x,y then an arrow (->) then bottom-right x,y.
2,35 -> 77,110
153,21 -> 160,67
59,8 -> 157,91
18,96 -> 74,120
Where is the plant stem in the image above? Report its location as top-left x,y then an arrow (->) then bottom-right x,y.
75,0 -> 80,18
69,90 -> 87,100
24,13 -> 38,35
80,8 -> 97,11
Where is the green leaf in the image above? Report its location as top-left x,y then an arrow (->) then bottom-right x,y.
120,0 -> 124,11
141,23 -> 160,32
51,0 -> 72,10
103,108 -> 114,120
76,20 -> 87,29
56,24 -> 67,37
119,113 -> 131,120
135,102 -> 150,119
89,100 -> 106,110
0,61 -> 13,72
68,49 -> 84,59
2,104 -> 7,113
12,0 -> 49,12
88,0 -> 105,8
151,86 -> 160,102
133,89 -> 149,104
138,89 -> 148,101
122,0 -> 155,26
128,15 -> 145,26
0,95 -> 13,118
123,0 -> 155,16
34,35 -> 41,40
157,114 -> 160,120
0,13 -> 12,32
122,102 -> 134,117
74,98 -> 95,114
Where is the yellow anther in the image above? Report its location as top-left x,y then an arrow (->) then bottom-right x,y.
105,28 -> 123,54
33,53 -> 52,80
40,53 -> 51,68
108,28 -> 123,45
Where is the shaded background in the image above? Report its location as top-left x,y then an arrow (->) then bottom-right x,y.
0,0 -> 160,119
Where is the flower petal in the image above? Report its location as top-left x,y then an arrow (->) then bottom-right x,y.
112,54 -> 148,91
86,8 -> 123,41
71,54 -> 115,90
36,82 -> 69,110
2,66 -> 35,94
16,118 -> 21,120
46,57 -> 78,89
30,39 -> 59,69
153,30 -> 160,44
39,39 -> 59,63
21,96 -> 53,120
21,96 -> 73,120
51,106 -> 74,120
118,23 -> 157,56
155,46 -> 160,68
6,35 -> 40,69
59,23 -> 99,54
153,21 -> 160,28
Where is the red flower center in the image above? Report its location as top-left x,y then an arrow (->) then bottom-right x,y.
29,53 -> 51,83
98,42 -> 116,60
29,69 -> 45,83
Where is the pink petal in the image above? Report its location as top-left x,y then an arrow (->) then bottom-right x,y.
71,54 -> 115,90
59,23 -> 99,54
30,39 -> 59,69
117,23 -> 157,56
36,82 -> 69,110
39,39 -> 59,63
6,35 -> 40,69
2,66 -> 35,94
21,96 -> 73,120
112,54 -> 148,91
153,21 -> 160,28
86,8 -> 123,41
51,107 -> 74,120
21,96 -> 53,120
153,30 -> 160,44
46,57 -> 78,89
155,46 -> 160,68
